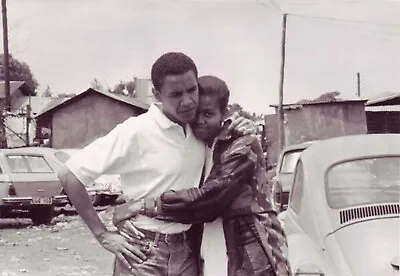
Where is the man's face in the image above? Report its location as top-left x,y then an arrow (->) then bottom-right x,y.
193,95 -> 223,142
156,70 -> 199,126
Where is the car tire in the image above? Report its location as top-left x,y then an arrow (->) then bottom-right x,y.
90,194 -> 103,206
30,206 -> 55,225
106,195 -> 119,205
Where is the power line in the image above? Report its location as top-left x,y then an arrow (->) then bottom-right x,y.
255,0 -> 281,13
294,14 -> 400,45
289,13 -> 400,28
269,0 -> 283,13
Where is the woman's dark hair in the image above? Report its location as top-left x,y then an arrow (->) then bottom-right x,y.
198,75 -> 230,112
151,52 -> 198,92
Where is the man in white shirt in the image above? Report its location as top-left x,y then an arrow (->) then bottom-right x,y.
59,52 -> 250,276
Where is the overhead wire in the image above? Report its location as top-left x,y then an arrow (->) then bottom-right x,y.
255,0 -> 400,45
289,13 -> 400,28
269,0 -> 284,13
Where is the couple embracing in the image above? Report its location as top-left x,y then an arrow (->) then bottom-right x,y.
59,52 -> 291,276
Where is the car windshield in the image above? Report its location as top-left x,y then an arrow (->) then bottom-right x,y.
54,152 -> 71,164
280,150 -> 304,174
327,156 -> 400,209
6,155 -> 53,173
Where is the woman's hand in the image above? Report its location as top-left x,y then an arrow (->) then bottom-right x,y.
228,115 -> 258,135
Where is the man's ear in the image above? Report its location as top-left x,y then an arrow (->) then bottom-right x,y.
152,88 -> 161,102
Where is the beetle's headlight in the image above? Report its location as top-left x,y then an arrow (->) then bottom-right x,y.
295,264 -> 325,276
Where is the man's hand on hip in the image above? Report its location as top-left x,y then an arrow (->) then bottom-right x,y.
116,219 -> 145,240
98,231 -> 147,271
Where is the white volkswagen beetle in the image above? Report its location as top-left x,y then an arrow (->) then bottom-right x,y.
279,134 -> 400,276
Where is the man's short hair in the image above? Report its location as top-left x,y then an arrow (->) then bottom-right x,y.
198,75 -> 230,113
151,52 -> 198,92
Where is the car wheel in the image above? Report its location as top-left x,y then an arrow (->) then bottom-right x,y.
89,194 -> 103,206
30,206 -> 55,225
106,195 -> 119,205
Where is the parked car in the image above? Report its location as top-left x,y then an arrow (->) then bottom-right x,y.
0,148 -> 68,225
271,140 -> 318,212
51,149 -> 122,206
279,134 -> 400,276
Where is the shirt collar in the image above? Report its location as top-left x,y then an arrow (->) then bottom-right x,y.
149,103 -> 183,130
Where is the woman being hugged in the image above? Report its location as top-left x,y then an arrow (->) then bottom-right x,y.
114,75 -> 292,276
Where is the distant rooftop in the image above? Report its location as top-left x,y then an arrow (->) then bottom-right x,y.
270,98 -> 368,109
365,91 -> 400,106
35,88 -> 149,118
270,91 -> 368,109
365,105 -> 400,112
0,81 -> 34,98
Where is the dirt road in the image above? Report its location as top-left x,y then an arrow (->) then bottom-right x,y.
0,207 -> 118,276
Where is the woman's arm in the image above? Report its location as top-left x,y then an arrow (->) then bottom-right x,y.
113,135 -> 261,225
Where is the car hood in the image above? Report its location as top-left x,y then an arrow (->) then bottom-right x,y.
325,218 -> 399,276
277,173 -> 294,192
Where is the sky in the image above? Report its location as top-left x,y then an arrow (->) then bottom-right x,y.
2,0 -> 400,114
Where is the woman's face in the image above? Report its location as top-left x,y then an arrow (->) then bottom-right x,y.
193,95 -> 223,142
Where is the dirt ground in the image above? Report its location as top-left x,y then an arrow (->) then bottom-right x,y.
0,206 -> 118,276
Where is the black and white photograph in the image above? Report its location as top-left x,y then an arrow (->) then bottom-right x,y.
0,0 -> 399,275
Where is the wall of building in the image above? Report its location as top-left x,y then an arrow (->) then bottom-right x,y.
283,103 -> 367,146
51,92 -> 145,149
366,111 -> 400,133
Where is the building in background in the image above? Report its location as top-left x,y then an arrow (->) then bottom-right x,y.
35,88 -> 148,149
365,91 -> 400,134
267,97 -> 368,167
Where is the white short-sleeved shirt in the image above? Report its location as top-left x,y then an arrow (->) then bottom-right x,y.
66,104 -> 206,234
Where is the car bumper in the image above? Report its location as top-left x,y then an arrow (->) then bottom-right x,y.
2,195 -> 69,206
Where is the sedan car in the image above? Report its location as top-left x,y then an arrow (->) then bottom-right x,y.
280,134 -> 399,276
0,148 -> 68,225
271,140 -> 318,212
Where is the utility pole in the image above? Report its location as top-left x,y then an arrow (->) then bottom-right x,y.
357,72 -> 361,97
277,13 -> 288,151
2,0 -> 10,111
25,99 -> 31,146
1,0 -> 9,148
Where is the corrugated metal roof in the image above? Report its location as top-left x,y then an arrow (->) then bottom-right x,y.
270,98 -> 368,109
366,91 -> 400,106
99,89 -> 149,110
35,88 -> 149,118
365,105 -> 400,112
11,96 -> 62,116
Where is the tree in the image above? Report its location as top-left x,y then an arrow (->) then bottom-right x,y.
108,78 -> 137,96
0,53 -> 39,94
43,85 -> 52,97
90,78 -> 104,91
227,103 -> 263,122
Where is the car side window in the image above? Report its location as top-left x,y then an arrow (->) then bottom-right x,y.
25,156 -> 53,173
6,156 -> 29,173
289,160 -> 304,213
6,155 -> 53,173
